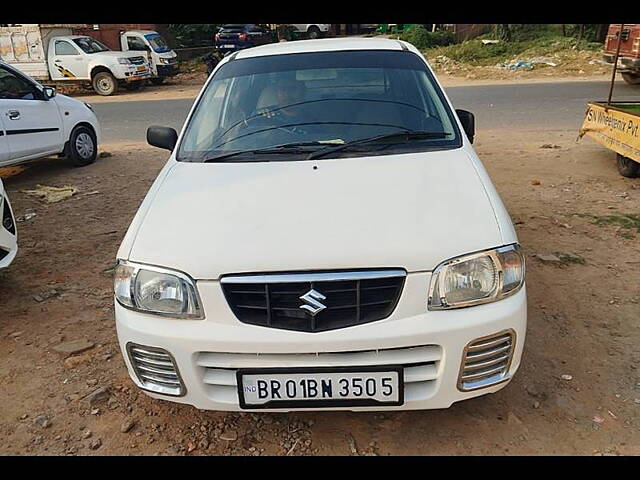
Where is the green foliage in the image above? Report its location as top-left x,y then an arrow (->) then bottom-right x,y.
399,26 -> 455,50
167,24 -> 221,48
425,34 -> 602,66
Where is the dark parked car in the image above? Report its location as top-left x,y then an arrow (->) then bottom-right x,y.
214,24 -> 274,55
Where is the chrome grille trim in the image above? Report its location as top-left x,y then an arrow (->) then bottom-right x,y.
221,270 -> 407,284
127,343 -> 185,397
458,330 -> 515,392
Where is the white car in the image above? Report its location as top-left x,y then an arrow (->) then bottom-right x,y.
0,61 -> 101,167
115,38 -> 527,412
0,178 -> 17,269
288,24 -> 331,39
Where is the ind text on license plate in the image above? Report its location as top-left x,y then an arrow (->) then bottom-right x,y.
237,366 -> 403,409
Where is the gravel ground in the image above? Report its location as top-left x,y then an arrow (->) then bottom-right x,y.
0,127 -> 639,455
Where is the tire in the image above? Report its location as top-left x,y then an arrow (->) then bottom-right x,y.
150,77 -> 165,85
616,153 -> 640,178
92,71 -> 118,96
621,72 -> 640,85
307,26 -> 321,40
66,125 -> 98,167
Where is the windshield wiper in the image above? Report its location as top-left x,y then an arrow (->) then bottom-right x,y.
307,131 -> 452,160
202,141 -> 338,163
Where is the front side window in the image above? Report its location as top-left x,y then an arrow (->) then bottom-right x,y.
178,50 -> 461,162
72,37 -> 110,54
55,40 -> 80,56
0,66 -> 37,100
127,36 -> 148,51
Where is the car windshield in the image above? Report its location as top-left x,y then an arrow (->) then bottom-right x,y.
177,50 -> 461,162
73,37 -> 110,54
145,34 -> 170,53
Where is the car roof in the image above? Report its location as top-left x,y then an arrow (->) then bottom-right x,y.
126,30 -> 158,35
234,37 -> 408,60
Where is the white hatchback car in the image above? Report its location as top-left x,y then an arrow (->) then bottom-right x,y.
115,38 -> 527,412
0,61 -> 101,167
0,178 -> 17,269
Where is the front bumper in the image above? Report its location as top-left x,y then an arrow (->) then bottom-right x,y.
603,53 -> 640,69
115,273 -> 527,412
122,65 -> 150,82
156,64 -> 179,78
0,194 -> 18,269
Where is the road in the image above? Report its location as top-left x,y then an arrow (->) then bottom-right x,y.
93,80 -> 639,144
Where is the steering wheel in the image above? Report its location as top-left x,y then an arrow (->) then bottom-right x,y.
244,104 -> 309,135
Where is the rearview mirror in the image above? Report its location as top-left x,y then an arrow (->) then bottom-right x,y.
455,109 -> 475,144
43,86 -> 56,99
147,126 -> 178,151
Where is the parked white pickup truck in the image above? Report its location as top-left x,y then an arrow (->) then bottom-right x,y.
114,30 -> 178,86
72,28 -> 179,85
0,25 -> 150,96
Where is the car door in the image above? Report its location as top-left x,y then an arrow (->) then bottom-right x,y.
0,113 -> 10,163
49,39 -> 88,80
0,64 -> 63,163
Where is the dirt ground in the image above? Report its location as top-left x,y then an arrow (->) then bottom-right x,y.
0,126 -> 639,455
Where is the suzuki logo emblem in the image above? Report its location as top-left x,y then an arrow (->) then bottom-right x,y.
299,289 -> 327,316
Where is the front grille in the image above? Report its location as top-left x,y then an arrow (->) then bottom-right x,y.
2,196 -> 15,235
196,345 -> 441,406
221,270 -> 406,332
127,344 -> 184,396
128,56 -> 146,65
458,330 -> 515,391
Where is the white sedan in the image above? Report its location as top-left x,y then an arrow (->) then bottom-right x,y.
0,178 -> 17,268
0,61 -> 101,167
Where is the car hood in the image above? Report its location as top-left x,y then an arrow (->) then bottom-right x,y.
128,149 -> 504,279
94,51 -> 146,60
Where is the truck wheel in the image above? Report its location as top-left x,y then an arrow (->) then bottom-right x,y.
150,77 -> 165,85
67,125 -> 97,167
616,154 -> 640,177
621,73 -> 640,85
92,71 -> 118,96
307,26 -> 321,39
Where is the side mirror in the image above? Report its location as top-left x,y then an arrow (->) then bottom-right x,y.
147,126 -> 178,151
43,86 -> 56,99
456,109 -> 475,144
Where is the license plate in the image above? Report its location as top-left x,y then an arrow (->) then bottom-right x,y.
222,44 -> 235,49
136,66 -> 146,72
237,366 -> 404,409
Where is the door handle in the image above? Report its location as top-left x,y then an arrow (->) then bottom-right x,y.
7,110 -> 20,120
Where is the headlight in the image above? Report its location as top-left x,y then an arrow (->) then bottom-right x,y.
428,244 -> 525,310
118,58 -> 132,65
158,57 -> 170,64
114,260 -> 203,318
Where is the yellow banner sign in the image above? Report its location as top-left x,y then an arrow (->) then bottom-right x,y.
579,102 -> 640,163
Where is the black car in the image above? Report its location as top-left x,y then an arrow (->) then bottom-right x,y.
214,24 -> 274,54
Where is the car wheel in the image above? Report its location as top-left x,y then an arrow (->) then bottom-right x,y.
616,153 -> 640,177
67,125 -> 98,167
92,71 -> 118,96
307,26 -> 321,39
150,77 -> 165,85
621,72 -> 640,85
